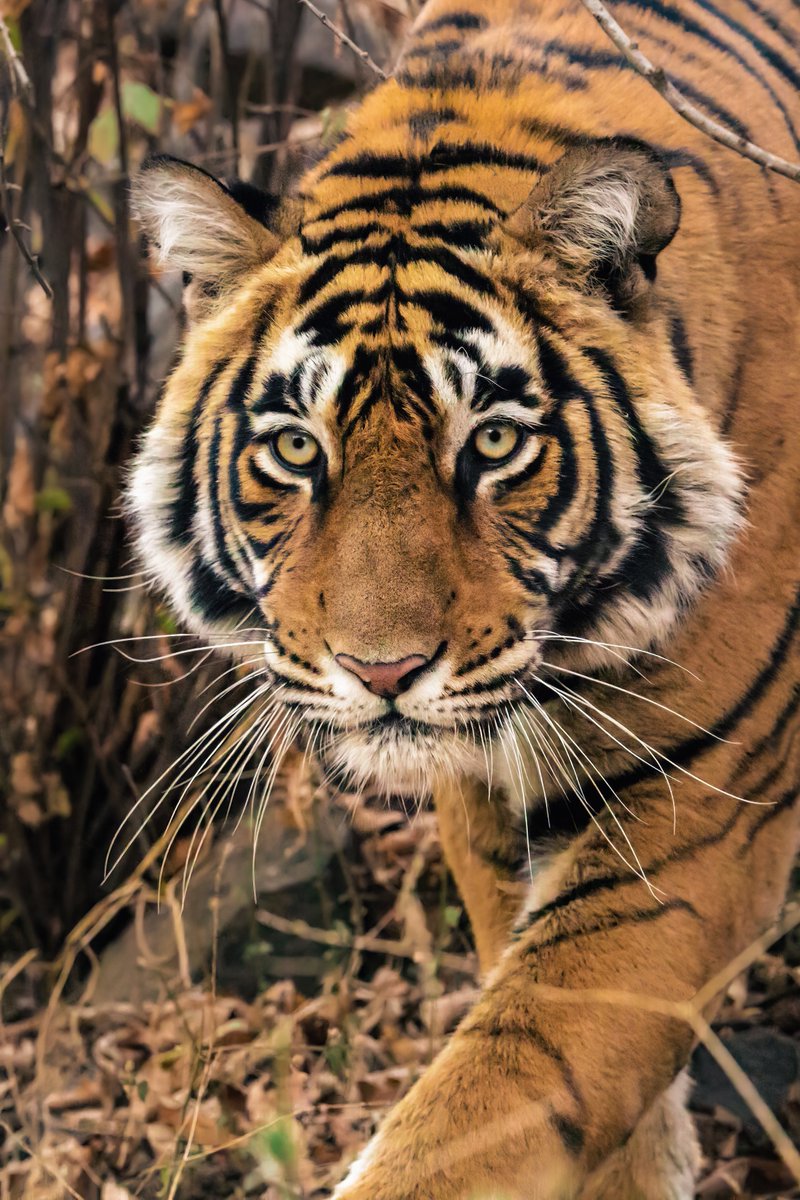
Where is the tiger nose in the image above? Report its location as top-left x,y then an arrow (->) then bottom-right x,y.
334,652 -> 430,698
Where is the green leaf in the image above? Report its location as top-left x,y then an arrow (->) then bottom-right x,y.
320,105 -> 349,146
35,486 -> 72,513
88,106 -> 119,167
323,1039 -> 347,1077
122,80 -> 162,135
265,1117 -> 296,1166
155,607 -> 179,634
444,904 -> 462,929
137,1079 -> 149,1101
55,727 -> 86,760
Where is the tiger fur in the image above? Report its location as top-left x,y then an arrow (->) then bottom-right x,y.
129,0 -> 800,1196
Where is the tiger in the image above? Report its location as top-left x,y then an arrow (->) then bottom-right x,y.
128,0 -> 800,1195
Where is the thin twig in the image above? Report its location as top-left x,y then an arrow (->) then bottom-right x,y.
255,907 -> 476,975
297,0 -> 387,80
213,0 -> 240,169
526,969 -> 800,1184
0,130 -> 53,299
0,15 -> 33,100
578,0 -> 800,183
0,19 -> 53,298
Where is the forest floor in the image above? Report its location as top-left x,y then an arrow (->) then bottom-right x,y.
2,781 -> 799,1200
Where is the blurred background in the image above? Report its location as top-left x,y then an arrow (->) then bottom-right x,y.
0,2 -> 798,1196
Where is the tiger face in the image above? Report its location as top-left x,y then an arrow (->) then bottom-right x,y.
130,142 -> 743,795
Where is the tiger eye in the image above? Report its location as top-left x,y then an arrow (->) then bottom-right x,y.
272,429 -> 320,471
473,422 -> 522,462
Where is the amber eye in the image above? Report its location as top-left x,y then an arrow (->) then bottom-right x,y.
472,421 -> 523,463
271,428 -> 320,472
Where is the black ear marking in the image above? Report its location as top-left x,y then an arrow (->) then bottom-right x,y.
226,179 -> 282,228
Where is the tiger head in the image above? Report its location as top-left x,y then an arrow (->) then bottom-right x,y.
129,139 -> 743,795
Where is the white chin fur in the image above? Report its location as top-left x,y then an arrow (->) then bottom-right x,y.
327,728 -> 485,797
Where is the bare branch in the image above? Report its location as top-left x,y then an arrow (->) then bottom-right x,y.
578,0 -> 800,183
0,22 -> 53,300
297,0 -> 388,80
213,0 -> 241,168
0,14 -> 33,102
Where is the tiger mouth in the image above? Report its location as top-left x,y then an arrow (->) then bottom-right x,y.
365,711 -> 437,737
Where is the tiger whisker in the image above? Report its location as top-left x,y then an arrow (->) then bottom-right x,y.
517,682 -> 659,896
129,648 -> 218,688
179,696 -> 281,903
540,678 -> 673,829
500,715 -> 535,881
539,660 -> 727,739
538,669 -> 766,806
251,714 -> 304,899
511,708 -> 553,833
110,641 -> 277,666
103,679 -> 277,879
527,631 -> 701,680
160,689 -> 287,899
187,663 -> 270,732
73,625 -> 272,657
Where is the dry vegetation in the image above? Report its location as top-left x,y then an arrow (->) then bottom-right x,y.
0,1 -> 798,1197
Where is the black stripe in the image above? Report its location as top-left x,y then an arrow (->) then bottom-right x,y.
586,347 -> 683,524
737,0 -> 800,53
618,0 -> 800,150
296,283 -> 390,343
188,559 -> 250,625
522,898 -> 699,954
208,413 -> 244,583
412,218 -> 493,245
169,359 -> 228,543
605,584 -> 800,794
743,787 -> 799,847
404,39 -> 463,60
402,286 -> 493,334
300,223 -> 386,261
695,0 -> 800,92
305,183 -> 504,228
505,553 -> 555,598
669,314 -> 695,384
415,12 -> 488,34
523,35 -> 758,145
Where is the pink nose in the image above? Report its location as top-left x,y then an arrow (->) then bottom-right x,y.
334,653 -> 430,698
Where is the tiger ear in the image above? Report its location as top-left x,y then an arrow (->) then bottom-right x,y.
505,138 -> 680,310
132,156 -> 281,317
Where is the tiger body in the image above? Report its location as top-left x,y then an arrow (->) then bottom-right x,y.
130,1 -> 800,1196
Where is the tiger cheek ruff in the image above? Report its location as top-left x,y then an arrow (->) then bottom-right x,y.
128,0 -> 800,1196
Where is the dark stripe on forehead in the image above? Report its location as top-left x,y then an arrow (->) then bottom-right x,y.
303,184 -> 505,233
320,142 -> 542,181
336,344 -> 380,427
252,373 -> 301,417
297,282 -> 391,345
403,287 -> 494,334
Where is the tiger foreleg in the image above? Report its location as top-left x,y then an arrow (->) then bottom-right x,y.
331,781 -> 792,1200
577,1071 -> 700,1200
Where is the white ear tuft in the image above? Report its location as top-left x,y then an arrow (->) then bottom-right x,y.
506,139 -> 680,303
132,156 -> 279,283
